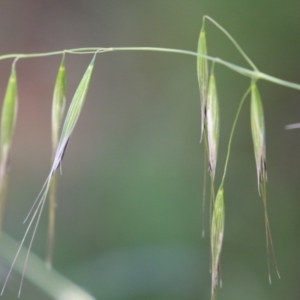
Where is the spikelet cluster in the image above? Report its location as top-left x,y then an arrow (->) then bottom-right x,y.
197,26 -> 222,300
197,27 -> 220,180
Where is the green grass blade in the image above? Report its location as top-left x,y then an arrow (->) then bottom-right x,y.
0,231 -> 96,300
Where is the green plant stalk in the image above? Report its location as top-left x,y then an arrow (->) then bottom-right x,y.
203,15 -> 258,72
221,86 -> 252,185
0,151 -> 9,236
46,55 -> 66,268
0,173 -> 8,237
0,47 -> 299,91
201,144 -> 207,238
46,173 -> 57,269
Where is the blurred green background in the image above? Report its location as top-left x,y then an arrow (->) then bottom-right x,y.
0,1 -> 300,299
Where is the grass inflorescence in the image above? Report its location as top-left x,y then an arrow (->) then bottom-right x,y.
0,15 -> 297,299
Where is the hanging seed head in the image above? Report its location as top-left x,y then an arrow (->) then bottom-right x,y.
197,27 -> 209,141
52,56 -> 66,151
0,54 -> 97,297
211,185 -> 225,297
206,72 -> 219,179
250,82 -> 267,193
0,65 -> 18,168
53,54 -> 95,173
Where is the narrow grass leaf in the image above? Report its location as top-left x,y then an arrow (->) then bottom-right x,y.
1,54 -> 96,296
211,185 -> 224,299
197,27 -> 208,141
206,72 -> 219,179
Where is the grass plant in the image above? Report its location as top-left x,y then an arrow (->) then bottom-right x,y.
0,15 -> 298,299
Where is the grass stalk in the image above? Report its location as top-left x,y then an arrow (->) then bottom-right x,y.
46,174 -> 57,269
221,86 -> 252,185
0,174 -> 8,236
46,55 -> 66,268
0,46 -> 298,91
203,16 -> 258,71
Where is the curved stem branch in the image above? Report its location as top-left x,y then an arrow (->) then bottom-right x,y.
0,47 -> 299,91
203,16 -> 258,72
221,86 -> 252,185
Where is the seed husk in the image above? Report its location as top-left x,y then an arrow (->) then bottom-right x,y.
211,185 -> 224,298
51,56 -> 66,151
0,64 -> 18,238
250,82 -> 266,192
0,65 -> 18,171
250,82 -> 280,281
197,27 -> 209,142
206,72 -> 219,179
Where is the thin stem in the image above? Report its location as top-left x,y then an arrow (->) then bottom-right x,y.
0,47 -> 299,91
46,174 -> 57,269
202,145 -> 207,238
221,86 -> 252,185
203,16 -> 258,72
0,173 -> 8,237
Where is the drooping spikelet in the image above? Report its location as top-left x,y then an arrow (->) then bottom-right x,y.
211,185 -> 224,299
250,82 -> 267,193
0,62 -> 18,238
197,27 -> 209,142
206,72 -> 219,179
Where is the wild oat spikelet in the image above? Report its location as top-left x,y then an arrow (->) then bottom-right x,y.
206,72 -> 219,179
250,82 -> 280,282
52,56 -> 66,151
250,82 -> 266,192
211,185 -> 224,299
0,65 -> 18,174
0,63 -> 18,235
197,27 -> 209,142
